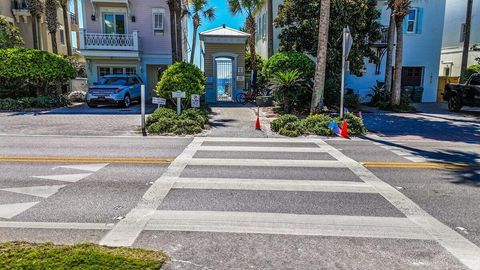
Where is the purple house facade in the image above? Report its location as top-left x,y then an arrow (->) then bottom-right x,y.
79,0 -> 185,98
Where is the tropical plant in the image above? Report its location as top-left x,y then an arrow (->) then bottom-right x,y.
0,17 -> 24,48
45,0 -> 58,54
228,0 -> 266,91
26,0 -> 43,50
465,64 -> 480,80
388,0 -> 412,106
275,0 -> 381,108
269,69 -> 305,113
156,62 -> 206,108
185,0 -> 215,64
310,0 -> 330,113
0,48 -> 76,97
58,0 -> 72,56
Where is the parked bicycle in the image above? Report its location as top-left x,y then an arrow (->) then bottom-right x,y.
236,88 -> 256,105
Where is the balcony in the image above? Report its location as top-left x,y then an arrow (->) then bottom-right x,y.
11,0 -> 30,23
372,26 -> 389,47
79,29 -> 140,58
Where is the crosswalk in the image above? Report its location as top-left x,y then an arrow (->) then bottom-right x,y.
102,137 -> 480,269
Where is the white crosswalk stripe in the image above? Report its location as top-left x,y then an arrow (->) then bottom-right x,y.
100,137 -> 480,270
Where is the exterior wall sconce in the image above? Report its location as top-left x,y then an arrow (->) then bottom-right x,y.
131,16 -> 136,22
91,14 -> 96,21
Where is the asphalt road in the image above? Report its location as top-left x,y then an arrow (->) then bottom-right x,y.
0,134 -> 479,269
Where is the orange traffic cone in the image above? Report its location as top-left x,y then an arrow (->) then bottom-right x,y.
340,120 -> 349,139
255,115 -> 261,130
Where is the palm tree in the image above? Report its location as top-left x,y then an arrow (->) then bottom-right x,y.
460,0 -> 474,82
228,0 -> 265,91
270,69 -> 305,113
45,0 -> 58,54
310,0 -> 330,113
384,6 -> 395,93
58,0 -> 72,56
26,0 -> 43,49
390,0 -> 411,106
185,0 -> 215,64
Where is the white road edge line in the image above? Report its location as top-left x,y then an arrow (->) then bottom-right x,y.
173,178 -> 376,193
144,210 -> 431,240
320,141 -> 480,270
99,137 -> 204,247
202,137 -> 328,144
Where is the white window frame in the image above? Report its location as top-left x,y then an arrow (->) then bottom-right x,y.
152,8 -> 165,35
406,8 -> 418,34
262,13 -> 266,39
101,12 -> 127,34
97,66 -> 137,78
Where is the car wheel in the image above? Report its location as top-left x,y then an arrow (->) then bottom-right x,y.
122,94 -> 131,108
448,95 -> 462,112
87,102 -> 97,108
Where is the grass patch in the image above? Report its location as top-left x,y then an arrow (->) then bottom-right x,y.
0,242 -> 169,270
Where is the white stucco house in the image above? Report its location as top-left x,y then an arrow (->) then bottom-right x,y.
255,0 -> 447,103
440,0 -> 480,77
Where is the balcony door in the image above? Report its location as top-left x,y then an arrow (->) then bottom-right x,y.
103,13 -> 126,34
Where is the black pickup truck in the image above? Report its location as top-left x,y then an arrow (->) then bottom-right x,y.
443,73 -> 480,112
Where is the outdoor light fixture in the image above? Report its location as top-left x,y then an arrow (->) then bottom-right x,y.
91,14 -> 96,21
131,16 -> 136,22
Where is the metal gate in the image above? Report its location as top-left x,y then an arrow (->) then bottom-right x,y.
216,58 -> 233,102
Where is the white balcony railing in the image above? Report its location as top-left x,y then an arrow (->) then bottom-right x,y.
79,29 -> 139,51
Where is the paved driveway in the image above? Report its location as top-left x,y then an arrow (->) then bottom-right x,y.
0,103 -> 156,136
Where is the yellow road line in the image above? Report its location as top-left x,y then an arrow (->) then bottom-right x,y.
0,156 -> 174,164
362,161 -> 479,170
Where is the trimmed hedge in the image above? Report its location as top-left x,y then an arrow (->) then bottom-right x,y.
146,107 -> 208,135
263,52 -> 315,81
0,48 -> 76,97
156,62 -> 206,108
0,95 -> 69,111
271,112 -> 367,137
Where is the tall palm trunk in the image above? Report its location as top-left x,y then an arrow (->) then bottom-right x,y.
460,0 -> 473,82
246,13 -> 257,91
61,2 -> 72,56
190,16 -> 199,64
31,16 -> 39,49
391,19 -> 403,106
46,0 -> 58,54
267,0 -> 273,57
175,0 -> 183,61
168,0 -> 178,62
384,14 -> 395,93
310,0 -> 330,113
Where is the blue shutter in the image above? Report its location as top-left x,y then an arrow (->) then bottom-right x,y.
416,8 -> 424,34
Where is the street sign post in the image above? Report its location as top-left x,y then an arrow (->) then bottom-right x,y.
191,94 -> 200,108
340,27 -> 353,118
152,97 -> 166,110
172,91 -> 186,115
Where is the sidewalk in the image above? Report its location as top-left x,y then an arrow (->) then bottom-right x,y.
207,103 -> 267,137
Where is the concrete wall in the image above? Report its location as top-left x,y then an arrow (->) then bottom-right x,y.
440,0 -> 480,77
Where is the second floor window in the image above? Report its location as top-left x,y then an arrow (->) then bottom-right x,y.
60,29 -> 65,44
152,8 -> 165,35
103,13 -> 126,34
406,8 -> 418,34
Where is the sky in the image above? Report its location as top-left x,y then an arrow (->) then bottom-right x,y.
76,0 -> 246,67
186,0 -> 247,68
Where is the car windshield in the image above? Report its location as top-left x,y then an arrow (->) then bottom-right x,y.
98,77 -> 129,85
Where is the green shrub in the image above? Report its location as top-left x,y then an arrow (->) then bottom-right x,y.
279,121 -> 303,137
0,95 -> 69,111
146,108 -> 178,127
270,114 -> 299,132
263,52 -> 315,81
173,119 -> 202,135
302,114 -> 335,136
0,48 -> 76,97
156,62 -> 206,108
334,112 -> 367,135
147,117 -> 176,134
180,108 -> 208,126
465,64 -> 480,81
0,17 -> 24,49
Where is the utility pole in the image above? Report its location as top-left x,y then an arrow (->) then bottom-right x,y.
460,0 -> 474,83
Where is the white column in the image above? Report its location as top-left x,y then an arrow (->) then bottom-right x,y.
133,30 -> 139,51
79,28 -> 86,50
